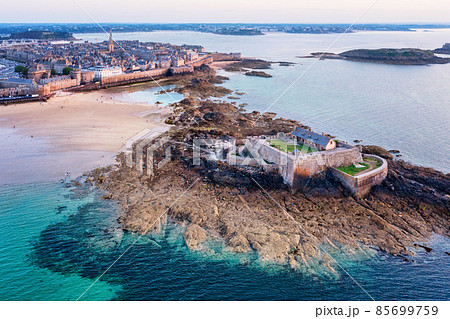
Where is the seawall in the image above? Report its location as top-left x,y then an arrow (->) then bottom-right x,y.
100,68 -> 170,87
330,154 -> 388,198
292,145 -> 362,187
247,139 -> 362,187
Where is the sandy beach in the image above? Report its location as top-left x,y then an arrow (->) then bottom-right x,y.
0,90 -> 171,184
210,61 -> 238,71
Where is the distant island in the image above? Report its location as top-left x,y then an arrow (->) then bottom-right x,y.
433,43 -> 450,54
213,29 -> 263,36
2,31 -> 75,40
304,48 -> 450,65
1,23 -> 450,38
284,24 -> 413,34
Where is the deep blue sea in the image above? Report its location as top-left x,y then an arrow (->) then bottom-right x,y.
0,182 -> 449,301
0,30 -> 449,300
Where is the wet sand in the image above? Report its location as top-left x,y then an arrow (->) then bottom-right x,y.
0,90 -> 171,184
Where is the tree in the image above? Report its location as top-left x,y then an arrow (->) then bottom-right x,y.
62,67 -> 73,75
14,65 -> 29,76
51,69 -> 57,76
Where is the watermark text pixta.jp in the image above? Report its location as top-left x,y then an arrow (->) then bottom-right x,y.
315,305 -> 439,317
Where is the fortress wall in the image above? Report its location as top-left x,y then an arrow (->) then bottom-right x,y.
211,53 -> 240,62
188,56 -> 213,67
0,84 -> 50,98
170,66 -> 194,74
246,139 -> 295,185
256,141 -> 292,166
246,139 -> 363,187
252,139 -> 362,186
47,78 -> 78,92
258,142 -> 294,184
293,147 -> 362,179
80,71 -> 94,84
36,85 -> 51,96
226,154 -> 280,175
330,154 -> 388,198
100,68 -> 169,86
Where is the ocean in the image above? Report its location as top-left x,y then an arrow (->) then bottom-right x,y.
0,30 -> 449,300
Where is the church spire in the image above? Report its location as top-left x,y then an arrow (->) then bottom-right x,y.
108,29 -> 114,53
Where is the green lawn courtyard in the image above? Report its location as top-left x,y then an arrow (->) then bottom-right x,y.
336,156 -> 383,176
336,163 -> 371,176
269,139 -> 318,154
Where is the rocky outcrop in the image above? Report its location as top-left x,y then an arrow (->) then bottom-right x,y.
227,234 -> 252,253
433,43 -> 450,54
174,67 -> 233,99
362,145 -> 394,160
223,59 -> 272,72
175,99 -> 299,138
184,224 -> 207,250
308,48 -> 450,65
89,143 -> 449,271
245,71 -> 272,78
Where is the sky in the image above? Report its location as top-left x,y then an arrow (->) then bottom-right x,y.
1,0 -> 450,24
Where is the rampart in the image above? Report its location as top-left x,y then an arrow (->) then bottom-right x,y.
330,154 -> 388,198
170,66 -> 194,75
100,68 -> 170,86
44,78 -> 78,92
187,56 -> 214,66
246,138 -> 362,187
0,83 -> 50,100
211,53 -> 241,61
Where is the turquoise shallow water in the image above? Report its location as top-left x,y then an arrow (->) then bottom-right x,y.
0,182 -> 448,301
108,84 -> 184,106
0,183 -> 118,300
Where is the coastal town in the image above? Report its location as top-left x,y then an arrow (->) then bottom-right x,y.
0,31 -> 240,102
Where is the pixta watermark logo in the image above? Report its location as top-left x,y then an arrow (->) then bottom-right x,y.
126,133 -> 328,173
125,130 -> 174,173
192,137 -> 326,168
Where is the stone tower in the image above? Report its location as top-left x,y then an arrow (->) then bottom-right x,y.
70,68 -> 81,86
108,29 -> 114,53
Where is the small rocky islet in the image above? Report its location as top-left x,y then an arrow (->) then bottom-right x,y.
81,64 -> 448,273
244,71 -> 273,78
303,48 -> 450,65
433,43 -> 450,54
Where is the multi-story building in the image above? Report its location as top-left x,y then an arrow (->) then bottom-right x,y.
90,66 -> 123,80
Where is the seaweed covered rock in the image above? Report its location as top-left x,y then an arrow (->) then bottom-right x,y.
184,224 -> 207,250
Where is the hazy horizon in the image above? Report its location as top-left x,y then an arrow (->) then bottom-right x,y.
1,0 -> 449,24
2,22 -> 450,25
